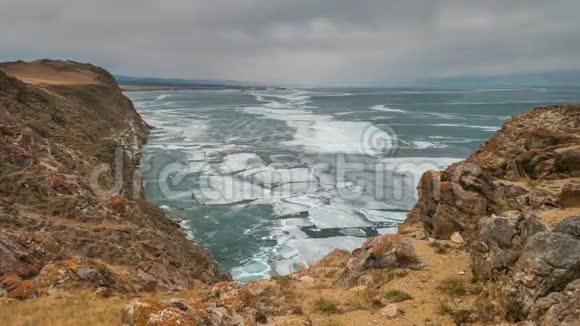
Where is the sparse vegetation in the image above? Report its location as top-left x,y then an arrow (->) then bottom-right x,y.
438,302 -> 453,315
428,241 -> 450,254
438,277 -> 468,296
428,241 -> 440,248
290,305 -> 304,315
347,289 -> 381,310
0,290 -> 126,326
369,269 -> 395,284
271,274 -> 292,287
313,297 -> 339,314
384,290 -> 413,302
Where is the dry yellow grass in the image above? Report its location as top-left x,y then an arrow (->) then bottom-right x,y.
0,287 -> 211,326
0,60 -> 102,86
0,290 -> 126,326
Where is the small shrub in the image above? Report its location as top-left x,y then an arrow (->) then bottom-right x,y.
438,277 -> 467,296
438,302 -> 453,315
313,298 -> 339,314
428,241 -> 441,248
384,290 -> 413,302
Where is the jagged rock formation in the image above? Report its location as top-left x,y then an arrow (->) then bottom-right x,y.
0,60 -> 229,299
402,105 -> 580,324
403,105 -> 580,241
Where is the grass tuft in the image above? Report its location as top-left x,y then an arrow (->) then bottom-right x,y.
313,297 -> 339,314
438,302 -> 453,315
384,290 -> 413,302
437,277 -> 468,296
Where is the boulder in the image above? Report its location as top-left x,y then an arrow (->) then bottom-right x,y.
516,188 -> 558,210
450,232 -> 464,244
504,184 -> 528,198
507,149 -> 557,180
71,264 -> 117,288
339,234 -> 424,286
555,149 -> 580,174
0,273 -> 38,299
403,163 -> 499,241
529,278 -> 580,325
504,217 -> 580,321
121,300 -> 200,326
0,232 -> 42,279
135,261 -> 191,292
380,304 -> 401,319
559,182 -> 580,208
553,216 -> 580,238
470,213 -> 547,281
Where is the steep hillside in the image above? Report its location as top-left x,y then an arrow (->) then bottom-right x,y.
0,60 -> 229,301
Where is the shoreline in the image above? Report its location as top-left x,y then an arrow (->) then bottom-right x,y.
120,85 -> 232,92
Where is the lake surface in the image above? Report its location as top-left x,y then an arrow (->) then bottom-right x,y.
127,86 -> 580,282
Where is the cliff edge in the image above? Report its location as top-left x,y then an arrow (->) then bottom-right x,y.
0,60 -> 229,300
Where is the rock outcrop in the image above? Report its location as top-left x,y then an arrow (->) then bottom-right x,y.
339,234 -> 424,286
402,105 -> 580,324
0,60 -> 229,298
402,105 -> 580,244
504,216 -> 580,322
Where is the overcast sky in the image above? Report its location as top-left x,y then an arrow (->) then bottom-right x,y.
2,0 -> 580,85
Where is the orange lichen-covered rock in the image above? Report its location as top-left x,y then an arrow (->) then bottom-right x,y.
340,234 -> 424,286
211,281 -> 252,312
121,300 -> 199,326
0,273 -> 38,299
111,195 -> 127,214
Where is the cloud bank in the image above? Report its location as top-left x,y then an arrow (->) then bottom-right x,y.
2,0 -> 580,84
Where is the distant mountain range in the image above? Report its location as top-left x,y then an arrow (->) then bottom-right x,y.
114,75 -> 263,89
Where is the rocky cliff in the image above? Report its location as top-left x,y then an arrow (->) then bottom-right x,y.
0,60 -> 229,300
400,105 -> 580,324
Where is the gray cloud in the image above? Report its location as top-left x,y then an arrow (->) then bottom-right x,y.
1,0 -> 579,84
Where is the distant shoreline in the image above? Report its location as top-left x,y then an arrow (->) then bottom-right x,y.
120,85 -> 233,92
